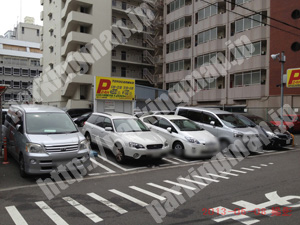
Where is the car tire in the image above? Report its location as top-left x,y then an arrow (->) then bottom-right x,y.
114,143 -> 126,164
19,154 -> 27,178
85,133 -> 94,148
173,142 -> 184,157
220,139 -> 230,152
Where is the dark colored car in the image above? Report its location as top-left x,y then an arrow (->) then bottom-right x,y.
73,112 -> 92,127
236,113 -> 293,148
270,115 -> 300,133
65,108 -> 92,118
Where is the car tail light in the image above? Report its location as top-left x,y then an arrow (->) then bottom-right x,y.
83,122 -> 86,126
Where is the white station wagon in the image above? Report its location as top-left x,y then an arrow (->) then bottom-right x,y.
82,112 -> 170,163
141,115 -> 220,158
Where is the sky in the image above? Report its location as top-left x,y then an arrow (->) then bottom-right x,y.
0,0 -> 42,35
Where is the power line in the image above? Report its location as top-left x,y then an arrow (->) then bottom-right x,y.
198,0 -> 300,38
225,0 -> 300,32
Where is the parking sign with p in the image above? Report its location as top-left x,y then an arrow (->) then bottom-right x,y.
287,68 -> 300,88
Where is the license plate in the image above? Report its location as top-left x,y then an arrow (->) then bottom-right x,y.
286,139 -> 291,145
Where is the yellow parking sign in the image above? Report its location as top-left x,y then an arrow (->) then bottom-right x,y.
287,68 -> 300,88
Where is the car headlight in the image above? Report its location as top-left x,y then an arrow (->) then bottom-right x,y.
79,140 -> 90,150
233,132 -> 243,138
185,136 -> 201,144
129,142 -> 145,149
164,140 -> 169,147
266,131 -> 278,138
26,143 -> 45,153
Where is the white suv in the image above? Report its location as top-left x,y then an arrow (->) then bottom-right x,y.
82,112 -> 170,163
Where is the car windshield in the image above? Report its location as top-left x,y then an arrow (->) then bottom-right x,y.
217,114 -> 248,128
171,119 -> 203,131
113,118 -> 150,132
247,116 -> 277,128
236,115 -> 256,127
26,113 -> 78,134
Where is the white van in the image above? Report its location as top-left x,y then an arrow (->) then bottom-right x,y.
4,105 -> 91,177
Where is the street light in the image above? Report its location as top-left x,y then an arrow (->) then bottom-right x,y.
271,51 -> 286,130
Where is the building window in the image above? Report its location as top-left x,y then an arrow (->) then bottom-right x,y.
167,60 -> 184,73
31,59 -> 40,66
231,40 -> 266,60
197,3 -> 217,21
80,26 -> 88,33
13,81 -> 20,88
112,0 -> 116,6
291,42 -> 300,52
195,51 -> 225,68
22,27 -> 24,34
196,78 -> 218,90
168,17 -> 185,33
49,64 -> 54,69
13,68 -> 20,76
235,13 -> 264,34
4,94 -> 11,101
5,81 -> 11,87
80,7 -> 89,13
112,50 -> 116,56
22,69 -> 29,76
122,2 -> 127,10
50,46 -> 54,53
112,66 -> 116,73
0,67 -> 3,75
37,29 -> 40,36
236,0 -> 251,5
168,39 -> 185,53
168,0 -> 185,14
121,18 -> 127,26
22,82 -> 28,89
4,67 -> 12,75
232,70 -> 266,87
121,67 -> 126,77
112,16 -> 116,24
121,51 -> 126,60
30,70 -> 37,77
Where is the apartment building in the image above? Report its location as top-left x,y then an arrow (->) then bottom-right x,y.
34,0 -> 162,109
0,37 -> 42,107
164,0 -> 300,112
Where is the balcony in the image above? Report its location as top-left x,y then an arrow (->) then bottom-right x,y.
112,23 -> 154,35
165,70 -> 192,83
112,1 -> 147,17
229,85 -> 266,100
61,0 -> 93,19
61,73 -> 93,97
112,69 -> 144,80
195,39 -> 227,56
194,89 -> 226,102
61,11 -> 93,38
112,36 -> 153,51
166,26 -> 192,43
166,49 -> 191,63
61,32 -> 93,57
112,55 -> 153,66
166,4 -> 193,24
229,55 -> 268,74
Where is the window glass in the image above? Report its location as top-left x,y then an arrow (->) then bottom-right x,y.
202,112 -> 218,125
187,110 -> 202,122
158,118 -> 173,129
252,14 -> 261,27
204,54 -> 210,65
204,7 -> 210,18
103,117 -> 112,128
95,116 -> 105,127
244,44 -> 252,57
171,119 -> 202,131
179,60 -> 184,70
210,52 -> 217,64
178,109 -> 188,117
87,115 -> 98,124
209,78 -> 216,89
244,72 -> 251,85
198,32 -> 204,44
252,71 -> 261,84
217,114 -> 247,128
211,28 -> 217,40
244,17 -> 251,30
113,118 -> 150,132
252,42 -> 261,56
235,74 -> 243,86
204,30 -> 210,42
236,19 -> 244,33
211,4 -> 217,16
198,9 -> 204,21
198,56 -> 204,67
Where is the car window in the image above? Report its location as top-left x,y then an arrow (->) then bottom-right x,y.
113,118 -> 150,132
171,119 -> 202,131
87,115 -> 98,124
103,117 -> 113,128
202,112 -> 222,127
217,114 -> 247,128
95,116 -> 105,127
177,108 -> 188,117
158,118 -> 173,129
143,116 -> 158,125
187,110 -> 202,122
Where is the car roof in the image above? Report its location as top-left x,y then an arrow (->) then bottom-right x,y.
145,114 -> 187,120
92,112 -> 135,119
10,104 -> 64,113
177,106 -> 231,115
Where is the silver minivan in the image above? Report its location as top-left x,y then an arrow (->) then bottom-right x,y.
175,107 -> 264,153
4,105 -> 91,177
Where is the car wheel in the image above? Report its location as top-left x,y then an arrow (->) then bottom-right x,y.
85,133 -> 94,148
173,142 -> 184,157
114,143 -> 126,164
220,139 -> 230,152
19,154 -> 27,178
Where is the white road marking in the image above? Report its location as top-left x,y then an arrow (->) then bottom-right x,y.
162,158 -> 179,165
147,183 -> 182,195
129,186 -> 166,201
5,206 -> 29,225
163,180 -> 196,190
97,155 -> 129,171
206,173 -> 229,179
260,164 -> 268,167
230,169 -> 247,174
87,193 -> 127,214
193,175 -> 219,182
35,201 -> 69,225
109,189 -> 148,207
171,157 -> 189,163
90,158 -> 115,173
63,197 -> 103,223
251,166 -> 261,169
269,162 -> 274,165
241,167 -> 254,171
88,173 -> 101,176
219,171 -> 239,177
178,178 -> 208,186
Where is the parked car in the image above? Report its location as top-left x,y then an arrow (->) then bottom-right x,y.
65,108 -> 92,118
82,112 -> 171,163
175,107 -> 264,153
134,110 -> 175,118
73,112 -> 92,127
235,113 -> 293,148
3,105 -> 91,177
270,114 -> 300,133
141,115 -> 220,158
2,109 -> 8,124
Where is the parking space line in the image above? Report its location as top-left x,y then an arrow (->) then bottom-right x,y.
219,171 -> 239,176
147,183 -> 182,195
5,206 -> 29,225
97,155 -> 129,171
164,180 -> 197,190
35,201 -> 69,225
193,175 -> 219,183
63,197 -> 103,223
87,193 -> 127,214
251,166 -> 261,169
171,157 -> 190,163
162,158 -> 179,165
260,164 -> 268,166
230,169 -> 247,174
241,167 -> 254,171
269,162 -> 274,165
178,178 -> 208,186
109,189 -> 148,207
206,173 -> 229,179
88,173 -> 101,176
129,186 -> 166,201
90,158 -> 115,173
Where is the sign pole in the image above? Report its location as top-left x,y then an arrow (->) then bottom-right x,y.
280,52 -> 286,130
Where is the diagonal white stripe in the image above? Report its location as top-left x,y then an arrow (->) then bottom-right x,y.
129,186 -> 166,201
109,189 -> 148,207
147,183 -> 182,195
5,206 -> 29,225
35,201 -> 69,225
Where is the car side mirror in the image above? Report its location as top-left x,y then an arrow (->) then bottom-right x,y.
210,121 -> 215,126
105,127 -> 113,132
16,124 -> 22,132
167,127 -> 172,133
